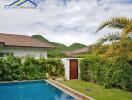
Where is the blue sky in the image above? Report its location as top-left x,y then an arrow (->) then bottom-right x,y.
0,0 -> 132,46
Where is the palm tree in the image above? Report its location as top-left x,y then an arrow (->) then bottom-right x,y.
96,17 -> 132,43
96,17 -> 132,59
97,33 -> 120,46
96,17 -> 132,34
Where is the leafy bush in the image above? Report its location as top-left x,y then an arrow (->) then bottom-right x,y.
48,50 -> 67,58
21,56 -> 42,80
39,58 -> 64,77
80,55 -> 101,81
0,56 -> 22,81
0,55 -> 65,81
80,55 -> 132,91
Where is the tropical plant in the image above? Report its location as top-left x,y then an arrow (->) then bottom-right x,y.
97,33 -> 120,46
80,17 -> 132,91
0,55 -> 65,81
96,17 -> 132,35
96,17 -> 132,59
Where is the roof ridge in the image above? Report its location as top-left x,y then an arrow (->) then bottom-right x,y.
0,33 -> 30,37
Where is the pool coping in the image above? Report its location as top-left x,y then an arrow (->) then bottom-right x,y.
48,80 -> 94,100
46,80 -> 80,100
0,80 -> 43,84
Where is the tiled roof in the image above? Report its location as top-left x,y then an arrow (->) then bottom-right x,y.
65,47 -> 89,57
0,33 -> 55,48
68,47 -> 89,54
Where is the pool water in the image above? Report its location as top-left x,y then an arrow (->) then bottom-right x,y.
0,81 -> 76,100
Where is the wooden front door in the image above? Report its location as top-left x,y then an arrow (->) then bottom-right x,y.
70,59 -> 78,79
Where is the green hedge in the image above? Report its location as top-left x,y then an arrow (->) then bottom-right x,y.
80,55 -> 132,91
0,55 -> 64,81
80,55 -> 101,81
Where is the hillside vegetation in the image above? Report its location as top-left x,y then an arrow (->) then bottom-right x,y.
67,43 -> 86,51
32,35 -> 49,43
31,35 -> 87,58
31,35 -> 86,51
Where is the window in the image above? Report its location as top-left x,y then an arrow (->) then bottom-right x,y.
0,52 -> 13,57
0,52 -> 4,57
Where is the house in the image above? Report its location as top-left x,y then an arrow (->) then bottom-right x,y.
64,45 -> 96,57
0,33 -> 55,58
65,47 -> 89,57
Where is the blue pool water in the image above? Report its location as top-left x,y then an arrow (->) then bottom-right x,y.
0,81 -> 76,100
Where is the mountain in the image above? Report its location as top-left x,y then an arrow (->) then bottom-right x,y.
32,35 -> 49,43
50,42 -> 67,50
31,35 -> 87,51
67,43 -> 86,51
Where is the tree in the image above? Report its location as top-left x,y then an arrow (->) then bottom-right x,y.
96,17 -> 132,59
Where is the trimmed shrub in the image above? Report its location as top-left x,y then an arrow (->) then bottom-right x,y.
80,55 -> 101,81
0,56 -> 22,81
0,55 -> 65,81
21,56 -> 42,80
39,58 -> 64,78
80,55 -> 132,91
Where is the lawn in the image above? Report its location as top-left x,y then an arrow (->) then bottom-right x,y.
60,80 -> 132,100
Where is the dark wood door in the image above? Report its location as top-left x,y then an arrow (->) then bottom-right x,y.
70,59 -> 78,79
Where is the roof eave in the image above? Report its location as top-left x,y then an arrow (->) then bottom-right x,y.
4,45 -> 56,49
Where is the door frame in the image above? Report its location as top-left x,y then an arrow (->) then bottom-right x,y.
69,59 -> 78,79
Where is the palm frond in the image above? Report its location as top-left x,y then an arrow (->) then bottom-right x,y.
97,33 -> 120,46
96,17 -> 132,32
124,24 -> 132,34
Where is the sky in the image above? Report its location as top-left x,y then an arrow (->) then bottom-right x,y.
0,0 -> 132,46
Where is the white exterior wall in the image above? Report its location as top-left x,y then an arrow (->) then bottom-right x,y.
1,47 -> 47,58
61,58 -> 80,80
61,58 -> 70,80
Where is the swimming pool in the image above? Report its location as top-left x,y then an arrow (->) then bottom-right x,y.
0,80 -> 76,100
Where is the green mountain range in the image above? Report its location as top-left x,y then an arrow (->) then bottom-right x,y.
32,35 -> 87,51
32,35 -> 49,43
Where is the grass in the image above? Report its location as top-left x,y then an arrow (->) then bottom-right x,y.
60,80 -> 132,100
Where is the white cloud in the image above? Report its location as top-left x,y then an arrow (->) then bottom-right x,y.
0,0 -> 132,46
